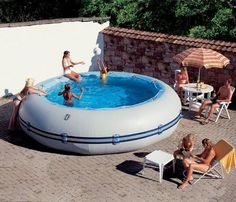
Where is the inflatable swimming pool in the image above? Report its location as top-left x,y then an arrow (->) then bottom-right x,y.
18,72 -> 181,154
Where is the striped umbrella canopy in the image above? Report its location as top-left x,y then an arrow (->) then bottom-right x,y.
173,47 -> 230,81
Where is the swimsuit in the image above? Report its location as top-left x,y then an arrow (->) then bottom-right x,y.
64,59 -> 72,74
64,101 -> 74,107
12,95 -> 22,102
62,91 -> 74,106
210,94 -> 219,104
65,69 -> 72,74
210,97 -> 217,104
63,91 -> 71,101
101,73 -> 107,80
177,73 -> 188,84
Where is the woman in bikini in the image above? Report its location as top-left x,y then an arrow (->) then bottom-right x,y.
58,83 -> 84,106
8,78 -> 47,131
62,51 -> 85,82
173,133 -> 195,159
176,66 -> 189,102
178,138 -> 216,189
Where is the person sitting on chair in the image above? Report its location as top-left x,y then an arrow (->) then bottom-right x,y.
178,138 -> 216,190
176,66 -> 189,103
173,133 -> 195,159
195,78 -> 233,125
62,50 -> 85,82
58,83 -> 84,106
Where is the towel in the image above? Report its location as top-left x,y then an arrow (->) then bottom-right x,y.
214,139 -> 236,173
220,149 -> 236,173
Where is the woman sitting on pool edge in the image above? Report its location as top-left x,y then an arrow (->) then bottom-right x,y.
97,58 -> 109,81
58,83 -> 84,106
62,50 -> 85,82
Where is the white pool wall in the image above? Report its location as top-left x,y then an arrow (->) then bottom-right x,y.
0,20 -> 109,97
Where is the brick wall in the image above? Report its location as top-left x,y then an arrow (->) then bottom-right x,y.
102,27 -> 236,102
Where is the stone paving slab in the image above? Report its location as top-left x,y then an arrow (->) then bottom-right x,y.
0,98 -> 236,202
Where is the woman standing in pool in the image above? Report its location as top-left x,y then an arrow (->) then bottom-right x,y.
8,78 -> 47,131
97,58 -> 109,81
62,51 -> 85,82
58,83 -> 84,106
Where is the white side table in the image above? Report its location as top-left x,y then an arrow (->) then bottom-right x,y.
182,83 -> 214,111
141,150 -> 174,183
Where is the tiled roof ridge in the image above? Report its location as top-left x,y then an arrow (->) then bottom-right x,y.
102,26 -> 236,52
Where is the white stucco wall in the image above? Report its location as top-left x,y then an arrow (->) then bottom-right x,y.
0,21 -> 109,97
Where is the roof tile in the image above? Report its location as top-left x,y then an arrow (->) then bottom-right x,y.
227,47 -> 233,52
102,27 -> 236,52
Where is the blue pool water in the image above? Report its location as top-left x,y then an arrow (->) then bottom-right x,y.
44,73 -> 162,109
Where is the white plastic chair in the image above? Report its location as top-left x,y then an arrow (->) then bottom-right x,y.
205,86 -> 235,122
173,69 -> 181,90
215,86 -> 235,122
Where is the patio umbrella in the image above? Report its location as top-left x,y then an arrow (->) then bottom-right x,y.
173,47 -> 230,81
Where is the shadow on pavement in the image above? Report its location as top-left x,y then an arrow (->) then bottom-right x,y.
116,159 -> 185,186
133,152 -> 150,158
180,107 -> 196,120
116,160 -> 143,175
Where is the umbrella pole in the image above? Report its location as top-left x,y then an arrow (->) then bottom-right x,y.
197,68 -> 201,82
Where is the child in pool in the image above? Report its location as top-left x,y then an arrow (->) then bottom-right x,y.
58,83 -> 83,106
97,58 -> 109,81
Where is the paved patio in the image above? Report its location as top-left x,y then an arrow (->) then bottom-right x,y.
0,97 -> 235,202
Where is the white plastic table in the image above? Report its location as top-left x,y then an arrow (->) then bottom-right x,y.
182,83 -> 214,111
141,150 -> 174,183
